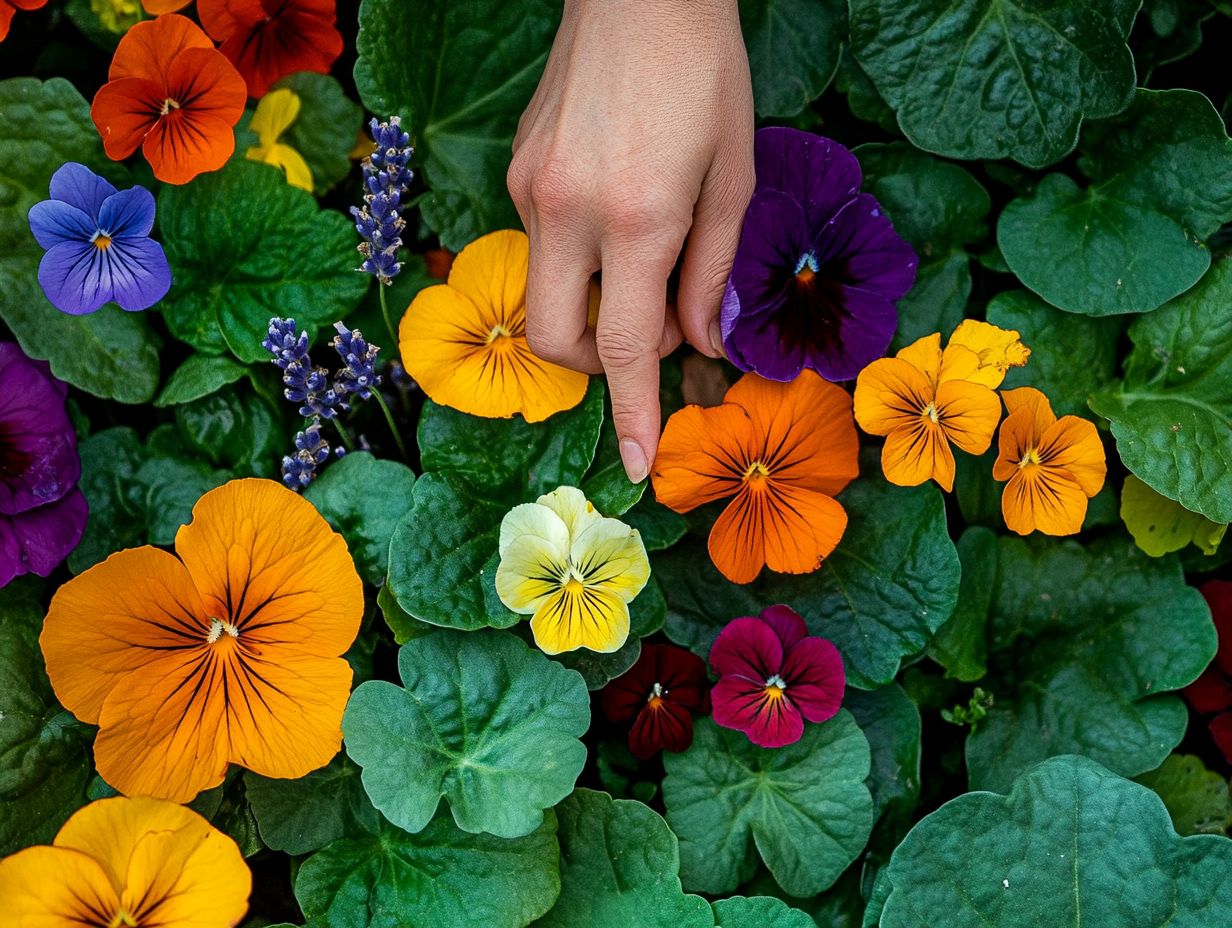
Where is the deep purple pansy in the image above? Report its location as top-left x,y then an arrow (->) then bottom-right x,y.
0,343 -> 88,586
721,128 -> 917,382
27,162 -> 171,316
709,604 -> 845,748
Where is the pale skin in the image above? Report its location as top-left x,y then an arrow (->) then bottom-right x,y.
508,0 -> 755,482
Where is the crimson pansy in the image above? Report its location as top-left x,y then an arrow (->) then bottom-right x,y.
709,604 -> 845,748
1184,580 -> 1232,764
601,643 -> 710,759
720,127 -> 917,383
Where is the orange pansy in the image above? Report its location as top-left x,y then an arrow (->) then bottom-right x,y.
993,387 -> 1107,536
40,478 -> 363,802
0,0 -> 47,41
652,371 -> 859,585
142,0 -> 191,11
91,14 -> 247,185
0,796 -> 250,928
399,229 -> 589,422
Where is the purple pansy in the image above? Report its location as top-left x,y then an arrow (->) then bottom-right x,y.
27,162 -> 171,316
721,128 -> 917,382
0,343 -> 88,586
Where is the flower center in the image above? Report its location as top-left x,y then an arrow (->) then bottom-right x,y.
921,402 -> 940,424
793,251 -> 819,286
647,681 -> 665,709
92,232 -> 112,251
1018,447 -> 1043,469
486,324 -> 512,346
160,98 -> 181,116
743,460 -> 771,483
562,577 -> 585,597
206,617 -> 239,644
764,673 -> 788,700
107,910 -> 137,928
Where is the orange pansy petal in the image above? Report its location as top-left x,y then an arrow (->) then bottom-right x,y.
0,845 -> 120,925
708,486 -> 768,585
56,795 -> 201,889
937,343 -> 981,384
143,111 -> 238,184
41,546 -> 209,724
1002,466 -> 1088,536
935,378 -> 1000,455
143,0 -> 193,12
91,77 -> 163,161
853,357 -> 932,436
760,482 -> 847,575
1001,386 -> 1056,433
167,47 -> 247,121
894,332 -> 942,382
108,13 -> 214,83
446,228 -> 530,327
882,419 -> 956,491
652,402 -> 757,512
1040,415 -> 1106,497
992,404 -> 1035,482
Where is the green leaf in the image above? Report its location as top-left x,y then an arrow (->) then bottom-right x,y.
0,580 -> 93,855
154,355 -> 248,407
296,811 -> 561,928
626,498 -> 689,552
1135,754 -> 1232,837
581,419 -> 646,517
376,582 -> 434,644
344,630 -> 589,838
657,471 -> 959,688
246,755 -> 381,855
927,527 -> 996,681
158,159 -> 369,362
1089,259 -> 1232,523
712,896 -> 815,928
848,0 -> 1138,167
305,452 -> 416,585
738,0 -> 845,118
998,89 -> 1232,315
531,789 -> 714,928
173,388 -> 282,477
354,0 -> 562,248
879,755 -> 1232,927
965,536 -> 1216,792
834,48 -> 898,133
1122,474 -> 1228,558
846,685 -> 921,827
662,714 -> 873,896
274,72 -> 363,195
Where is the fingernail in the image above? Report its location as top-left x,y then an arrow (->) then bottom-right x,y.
708,318 -> 726,358
619,438 -> 649,484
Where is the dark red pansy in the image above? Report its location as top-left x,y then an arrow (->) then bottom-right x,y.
1184,580 -> 1232,763
709,604 -> 844,749
601,643 -> 710,760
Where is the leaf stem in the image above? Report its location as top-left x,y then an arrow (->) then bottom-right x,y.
373,390 -> 410,462
379,282 -> 398,348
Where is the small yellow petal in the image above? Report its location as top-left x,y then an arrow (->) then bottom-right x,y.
498,500 -> 570,556
569,517 -> 650,604
945,319 -> 1030,388
270,143 -> 314,191
495,533 -> 567,614
250,88 -> 301,146
535,485 -> 602,538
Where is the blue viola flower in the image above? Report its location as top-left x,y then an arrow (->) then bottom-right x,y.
27,162 -> 171,316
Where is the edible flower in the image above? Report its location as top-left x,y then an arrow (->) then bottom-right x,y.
1184,580 -> 1232,764
246,88 -> 313,191
601,643 -> 710,759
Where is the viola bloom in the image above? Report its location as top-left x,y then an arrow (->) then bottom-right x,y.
601,643 -> 710,759
28,162 -> 171,315
0,343 -> 88,587
992,387 -> 1106,536
40,478 -> 363,802
721,127 -> 917,383
199,0 -> 344,99
0,0 -> 46,42
400,230 -> 589,421
652,371 -> 859,585
1184,581 -> 1232,764
91,14 -> 247,185
496,486 -> 649,655
246,88 -> 313,191
709,605 -> 845,749
853,321 -> 1029,491
0,796 -> 250,928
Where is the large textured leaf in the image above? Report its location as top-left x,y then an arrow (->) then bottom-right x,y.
296,811 -> 560,928
354,0 -> 562,248
848,0 -> 1138,167
847,685 -> 921,829
878,755 -> 1232,927
245,756 -> 380,856
531,789 -> 713,928
343,631 -> 589,838
738,0 -> 845,118
712,897 -> 814,928
998,90 -> 1232,316
1121,475 -> 1227,558
662,714 -> 873,896
1090,260 -> 1232,523
159,159 -> 369,362
965,536 -> 1215,792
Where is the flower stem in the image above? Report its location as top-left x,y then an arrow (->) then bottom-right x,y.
332,417 -> 355,451
379,282 -> 397,348
373,390 -> 410,462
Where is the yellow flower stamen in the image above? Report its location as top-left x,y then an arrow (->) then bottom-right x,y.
743,461 -> 771,483
764,673 -> 788,702
93,234 -> 112,251
160,98 -> 181,116
486,324 -> 512,346
1018,447 -> 1043,470
107,910 -> 137,928
647,682 -> 665,710
206,617 -> 239,644
922,402 -> 940,424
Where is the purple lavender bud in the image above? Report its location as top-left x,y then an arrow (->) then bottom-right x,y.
353,116 -> 414,285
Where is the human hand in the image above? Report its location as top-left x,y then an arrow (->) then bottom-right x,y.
507,0 -> 754,483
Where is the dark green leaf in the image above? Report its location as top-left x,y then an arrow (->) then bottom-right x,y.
846,685 -> 921,827
274,72 -> 363,195
834,48 -> 897,133
625,498 -> 689,552
1135,754 -> 1232,837
738,0 -> 845,118
154,355 -> 248,407
713,896 -> 815,928
174,388 -> 282,477
927,526 -> 997,681
246,755 -> 381,855
581,419 -> 646,517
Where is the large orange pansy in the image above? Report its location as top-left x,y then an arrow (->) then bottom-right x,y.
91,14 -> 247,185
41,478 -> 363,802
652,371 -> 859,585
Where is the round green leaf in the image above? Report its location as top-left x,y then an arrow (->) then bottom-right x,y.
296,811 -> 560,928
1135,754 -> 1232,837
662,714 -> 873,896
849,0 -> 1138,167
738,0 -> 845,118
158,159 -> 369,362
154,355 -> 248,407
927,526 -> 996,682
273,72 -> 363,195
531,789 -> 713,928
712,896 -> 814,928
343,630 -> 590,838
879,755 -> 1232,927
998,89 -> 1232,315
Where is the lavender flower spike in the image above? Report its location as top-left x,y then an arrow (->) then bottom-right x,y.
331,322 -> 381,401
351,116 -> 414,285
282,418 -> 331,489
263,317 -> 344,420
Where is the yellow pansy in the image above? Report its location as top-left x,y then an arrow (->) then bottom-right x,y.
946,319 -> 1031,388
246,88 -> 313,192
496,487 -> 650,655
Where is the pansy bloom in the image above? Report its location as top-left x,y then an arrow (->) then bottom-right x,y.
400,230 -> 589,421
853,321 -> 1029,491
0,343 -> 88,586
246,88 -> 313,191
40,478 -> 363,801
199,0 -> 344,98
601,643 -> 710,759
652,371 -> 859,585
0,796 -> 250,928
721,127 -> 917,382
496,486 -> 649,655
709,605 -> 845,748
1184,580 -> 1232,764
28,162 -> 171,315
91,13 -> 246,185
993,387 -> 1106,536
1,0 -> 47,40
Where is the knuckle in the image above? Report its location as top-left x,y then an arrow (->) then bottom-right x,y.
524,322 -> 572,366
528,158 -> 586,216
595,326 -> 647,369
597,185 -> 680,239
506,154 -> 533,209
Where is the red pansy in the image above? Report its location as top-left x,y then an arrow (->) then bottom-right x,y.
601,644 -> 710,760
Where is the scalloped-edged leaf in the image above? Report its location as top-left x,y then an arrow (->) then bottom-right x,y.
1135,754 -> 1232,837
713,896 -> 814,928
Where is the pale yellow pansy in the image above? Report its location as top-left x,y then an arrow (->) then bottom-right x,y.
246,88 -> 314,192
496,486 -> 649,655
